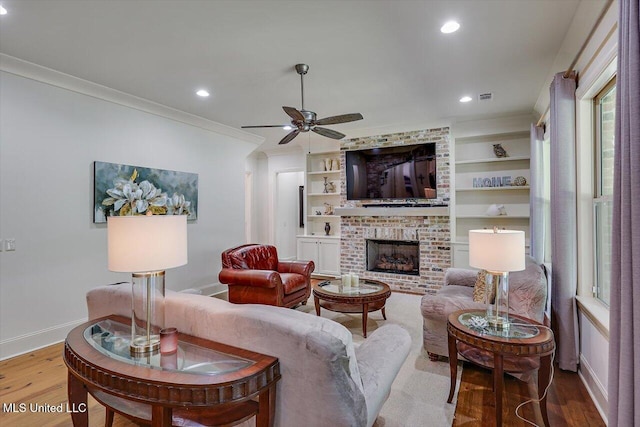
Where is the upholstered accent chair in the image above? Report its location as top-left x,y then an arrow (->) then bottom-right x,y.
219,244 -> 314,308
421,256 -> 548,360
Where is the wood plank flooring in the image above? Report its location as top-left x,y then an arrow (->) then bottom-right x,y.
1,343 -> 604,426
454,362 -> 605,426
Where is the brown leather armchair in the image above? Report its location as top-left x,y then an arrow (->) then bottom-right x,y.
219,244 -> 315,308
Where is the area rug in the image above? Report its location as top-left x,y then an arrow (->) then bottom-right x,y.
296,291 -> 461,427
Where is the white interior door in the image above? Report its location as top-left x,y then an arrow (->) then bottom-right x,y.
275,171 -> 304,259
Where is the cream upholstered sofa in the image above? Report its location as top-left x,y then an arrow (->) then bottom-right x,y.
420,256 -> 548,360
87,283 -> 411,427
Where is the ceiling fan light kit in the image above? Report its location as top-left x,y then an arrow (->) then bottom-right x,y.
242,64 -> 363,144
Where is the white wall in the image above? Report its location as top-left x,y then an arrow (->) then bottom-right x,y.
0,70 -> 259,358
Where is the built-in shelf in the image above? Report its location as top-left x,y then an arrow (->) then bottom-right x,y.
335,206 -> 449,217
308,192 -> 340,196
455,156 -> 530,165
456,186 -> 530,192
308,215 -> 340,219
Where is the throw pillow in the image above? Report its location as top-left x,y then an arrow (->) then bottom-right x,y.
472,270 -> 494,303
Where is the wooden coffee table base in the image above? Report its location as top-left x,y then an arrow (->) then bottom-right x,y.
314,298 -> 387,338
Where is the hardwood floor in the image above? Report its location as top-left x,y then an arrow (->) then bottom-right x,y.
454,362 -> 605,426
1,343 -> 604,426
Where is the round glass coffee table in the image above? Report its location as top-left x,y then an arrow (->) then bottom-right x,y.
312,278 -> 391,337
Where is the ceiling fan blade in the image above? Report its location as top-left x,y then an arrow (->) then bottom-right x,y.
278,129 -> 300,145
315,113 -> 363,126
312,127 -> 346,140
282,106 -> 305,122
241,125 -> 290,128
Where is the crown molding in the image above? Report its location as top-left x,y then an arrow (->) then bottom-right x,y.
0,53 -> 264,146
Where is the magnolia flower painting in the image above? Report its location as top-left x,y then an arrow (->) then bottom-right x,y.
94,161 -> 198,223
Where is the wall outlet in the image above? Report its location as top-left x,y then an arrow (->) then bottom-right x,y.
4,238 -> 16,251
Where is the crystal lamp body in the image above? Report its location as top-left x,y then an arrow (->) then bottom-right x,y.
131,271 -> 165,354
484,270 -> 510,329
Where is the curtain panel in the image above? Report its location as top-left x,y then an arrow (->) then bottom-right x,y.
608,0 -> 640,425
530,124 -> 545,264
549,71 -> 579,372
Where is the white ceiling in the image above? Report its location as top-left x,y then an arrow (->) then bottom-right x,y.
0,0 -> 606,151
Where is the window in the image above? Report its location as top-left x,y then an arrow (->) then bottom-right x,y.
593,77 -> 616,306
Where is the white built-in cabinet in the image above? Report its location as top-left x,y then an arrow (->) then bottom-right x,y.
452,131 -> 531,268
296,151 -> 341,276
297,236 -> 340,276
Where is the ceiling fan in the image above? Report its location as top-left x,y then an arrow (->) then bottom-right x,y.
242,64 -> 363,145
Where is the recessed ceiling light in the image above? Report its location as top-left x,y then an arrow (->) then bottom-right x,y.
196,89 -> 210,97
440,21 -> 460,34
0,5 -> 8,15
283,125 -> 293,131
459,96 -> 472,103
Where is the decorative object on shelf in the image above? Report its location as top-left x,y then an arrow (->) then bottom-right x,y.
512,176 -> 527,186
323,177 -> 336,193
316,210 -> 322,215
469,228 -> 525,329
324,158 -> 332,171
107,215 -> 188,353
324,203 -> 334,215
472,176 -> 512,188
94,161 -> 198,223
331,158 -> 340,171
324,222 -> 331,236
486,204 -> 507,216
492,143 -> 508,158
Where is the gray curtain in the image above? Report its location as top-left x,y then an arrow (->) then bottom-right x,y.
549,71 -> 579,371
530,124 -> 545,263
608,0 -> 640,425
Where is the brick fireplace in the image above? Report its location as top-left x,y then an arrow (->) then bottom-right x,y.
337,128 -> 451,294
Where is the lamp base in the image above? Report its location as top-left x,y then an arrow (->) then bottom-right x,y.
130,335 -> 161,354
485,270 -> 511,330
485,314 -> 510,330
131,271 -> 165,355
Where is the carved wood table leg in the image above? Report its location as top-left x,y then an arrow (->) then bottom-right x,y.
105,408 -> 114,427
494,353 -> 504,427
68,372 -> 88,427
382,306 -> 387,320
538,354 -> 552,427
314,295 -> 320,316
151,405 -> 172,427
362,303 -> 369,337
256,383 -> 276,427
447,332 -> 458,403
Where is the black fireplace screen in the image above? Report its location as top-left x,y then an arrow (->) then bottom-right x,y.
366,239 -> 419,276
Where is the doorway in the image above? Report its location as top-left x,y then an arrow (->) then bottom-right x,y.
275,171 -> 304,259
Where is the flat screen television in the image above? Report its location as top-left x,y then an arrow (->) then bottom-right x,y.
345,143 -> 437,200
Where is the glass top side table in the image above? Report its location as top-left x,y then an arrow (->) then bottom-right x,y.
85,318 -> 254,375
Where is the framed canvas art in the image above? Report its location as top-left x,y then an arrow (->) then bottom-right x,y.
94,161 -> 198,223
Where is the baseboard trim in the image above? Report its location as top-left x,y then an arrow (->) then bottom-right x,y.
578,354 -> 609,424
0,318 -> 87,361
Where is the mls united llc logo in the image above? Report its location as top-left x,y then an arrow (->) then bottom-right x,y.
3,402 -> 87,413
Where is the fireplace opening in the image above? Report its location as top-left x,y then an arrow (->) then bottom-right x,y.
366,239 -> 419,276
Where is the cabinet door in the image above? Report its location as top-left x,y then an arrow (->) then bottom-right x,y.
317,240 -> 340,276
297,239 -> 318,265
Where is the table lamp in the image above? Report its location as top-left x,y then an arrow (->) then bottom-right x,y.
107,215 -> 187,354
469,228 -> 525,329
